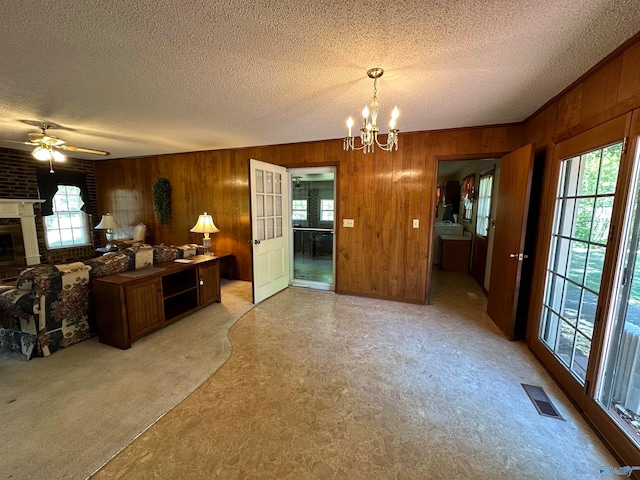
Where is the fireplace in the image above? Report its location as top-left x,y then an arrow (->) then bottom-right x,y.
0,199 -> 45,280
0,224 -> 26,279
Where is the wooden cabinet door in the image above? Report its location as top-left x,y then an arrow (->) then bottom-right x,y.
198,261 -> 220,306
125,278 -> 163,339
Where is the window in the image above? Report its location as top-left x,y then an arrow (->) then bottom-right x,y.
292,200 -> 308,221
320,199 -> 334,221
539,142 -> 622,383
44,185 -> 91,249
475,173 -> 494,237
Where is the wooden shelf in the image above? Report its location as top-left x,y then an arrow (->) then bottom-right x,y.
94,254 -> 230,349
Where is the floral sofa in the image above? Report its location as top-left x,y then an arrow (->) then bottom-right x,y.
0,244 -> 201,360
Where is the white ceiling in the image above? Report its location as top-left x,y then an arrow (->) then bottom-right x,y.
0,0 -> 638,160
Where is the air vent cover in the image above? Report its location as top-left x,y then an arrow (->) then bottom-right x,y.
522,384 -> 564,420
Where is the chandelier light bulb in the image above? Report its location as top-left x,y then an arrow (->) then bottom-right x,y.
347,116 -> 354,137
391,106 -> 399,120
390,118 -> 396,130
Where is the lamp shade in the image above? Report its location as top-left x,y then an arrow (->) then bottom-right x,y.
190,212 -> 219,234
95,213 -> 121,230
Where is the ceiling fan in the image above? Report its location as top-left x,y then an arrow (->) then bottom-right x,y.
12,121 -> 110,172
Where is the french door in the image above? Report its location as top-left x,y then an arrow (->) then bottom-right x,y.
249,159 -> 290,304
531,112 -> 640,464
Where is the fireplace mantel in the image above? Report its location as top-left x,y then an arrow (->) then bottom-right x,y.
0,199 -> 46,266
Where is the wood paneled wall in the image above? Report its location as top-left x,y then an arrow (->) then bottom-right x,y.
523,34 -> 640,340
95,124 -> 522,303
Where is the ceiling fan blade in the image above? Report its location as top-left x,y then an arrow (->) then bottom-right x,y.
3,139 -> 38,146
57,144 -> 110,156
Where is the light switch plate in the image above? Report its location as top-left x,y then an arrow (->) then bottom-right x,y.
343,219 -> 354,228
413,219 -> 419,228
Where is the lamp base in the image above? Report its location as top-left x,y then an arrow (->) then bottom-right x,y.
203,237 -> 212,256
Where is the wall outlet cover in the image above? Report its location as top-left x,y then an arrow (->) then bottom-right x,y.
343,219 -> 354,228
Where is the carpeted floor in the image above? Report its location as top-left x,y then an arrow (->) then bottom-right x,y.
0,279 -> 254,480
92,271 -> 616,479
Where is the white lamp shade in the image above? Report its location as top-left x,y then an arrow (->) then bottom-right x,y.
190,212 -> 219,234
95,213 -> 121,230
32,146 -> 52,161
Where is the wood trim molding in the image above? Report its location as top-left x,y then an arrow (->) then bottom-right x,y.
525,31 -> 640,124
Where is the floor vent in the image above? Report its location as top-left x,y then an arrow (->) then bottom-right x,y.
521,384 -> 564,420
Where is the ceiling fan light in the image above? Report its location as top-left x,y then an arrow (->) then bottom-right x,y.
51,150 -> 65,162
32,146 -> 51,161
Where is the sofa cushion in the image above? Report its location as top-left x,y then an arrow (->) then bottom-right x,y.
84,252 -> 131,278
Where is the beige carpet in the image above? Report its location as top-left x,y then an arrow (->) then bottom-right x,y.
0,279 -> 254,480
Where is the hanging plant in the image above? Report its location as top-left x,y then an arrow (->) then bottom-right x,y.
152,178 -> 172,226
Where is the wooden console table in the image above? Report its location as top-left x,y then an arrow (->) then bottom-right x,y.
94,254 -> 230,349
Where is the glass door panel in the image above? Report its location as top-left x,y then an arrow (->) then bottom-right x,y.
598,141 -> 640,446
539,142 -> 623,384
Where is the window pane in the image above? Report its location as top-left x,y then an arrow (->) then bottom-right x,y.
72,228 -> 87,243
275,217 -> 282,238
58,213 -> 71,229
572,332 -> 591,382
567,241 -> 588,284
257,219 -> 265,240
274,173 -> 281,194
547,274 -> 565,314
266,172 -> 273,193
598,144 -> 621,195
256,194 -> 264,218
45,215 -> 58,229
578,149 -> 601,196
585,245 -> 605,293
275,195 -> 282,216
266,218 -> 274,239
558,320 -> 576,367
48,230 -> 61,247
69,212 -> 83,228
561,282 -> 580,326
573,198 -> 595,241
256,170 -> 264,193
265,195 -> 274,216
54,195 -> 67,212
591,197 -> 613,244
578,290 -> 598,339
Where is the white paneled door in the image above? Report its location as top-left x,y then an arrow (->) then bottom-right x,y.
250,159 -> 290,304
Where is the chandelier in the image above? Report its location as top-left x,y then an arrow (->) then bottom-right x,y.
343,68 -> 399,154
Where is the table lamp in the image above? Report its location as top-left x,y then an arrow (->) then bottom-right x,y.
190,212 -> 219,255
95,213 -> 121,250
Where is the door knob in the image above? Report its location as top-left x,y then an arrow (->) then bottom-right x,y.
254,239 -> 261,245
510,253 -> 529,260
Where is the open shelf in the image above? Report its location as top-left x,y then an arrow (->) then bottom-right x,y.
164,289 -> 198,321
162,269 -> 196,298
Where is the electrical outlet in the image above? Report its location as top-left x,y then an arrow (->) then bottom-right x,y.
413,219 -> 419,228
343,219 -> 354,228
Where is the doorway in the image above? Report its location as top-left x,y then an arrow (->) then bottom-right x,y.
432,158 -> 500,294
288,167 -> 336,291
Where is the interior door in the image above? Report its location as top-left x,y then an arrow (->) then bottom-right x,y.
250,159 -> 290,304
487,144 -> 535,339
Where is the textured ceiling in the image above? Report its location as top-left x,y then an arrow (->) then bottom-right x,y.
0,0 -> 638,160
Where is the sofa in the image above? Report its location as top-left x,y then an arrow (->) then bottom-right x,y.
0,244 -> 202,360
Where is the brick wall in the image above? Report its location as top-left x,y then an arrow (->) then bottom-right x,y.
0,147 -> 100,265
